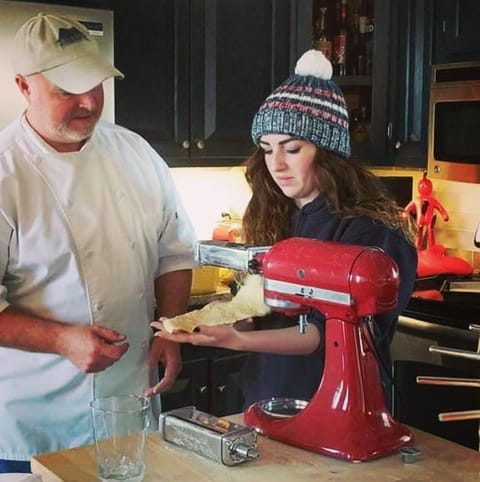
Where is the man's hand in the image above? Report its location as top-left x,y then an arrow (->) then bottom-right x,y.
144,336 -> 182,397
57,324 -> 129,373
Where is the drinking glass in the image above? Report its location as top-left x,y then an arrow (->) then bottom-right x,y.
90,395 -> 150,482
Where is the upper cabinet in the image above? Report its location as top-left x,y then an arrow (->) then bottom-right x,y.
389,0 -> 480,169
114,0 -> 309,166
433,0 -> 480,64
388,0 -> 433,168
311,0 -> 392,165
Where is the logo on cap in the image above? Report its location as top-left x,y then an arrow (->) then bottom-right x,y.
57,27 -> 88,47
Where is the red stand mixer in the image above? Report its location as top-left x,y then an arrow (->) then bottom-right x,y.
195,238 -> 414,462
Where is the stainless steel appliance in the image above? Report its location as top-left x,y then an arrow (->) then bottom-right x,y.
159,406 -> 259,466
0,0 -> 117,129
427,61 -> 480,183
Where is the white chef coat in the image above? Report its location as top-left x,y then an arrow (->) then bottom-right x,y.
0,116 -> 196,460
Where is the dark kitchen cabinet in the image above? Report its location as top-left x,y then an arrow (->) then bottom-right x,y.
210,351 -> 247,416
387,0 -> 433,168
114,0 -> 310,166
160,356 -> 209,413
393,360 -> 480,450
160,346 -> 248,416
393,297 -> 480,450
433,0 -> 480,64
311,1 -> 394,165
388,0 -> 480,169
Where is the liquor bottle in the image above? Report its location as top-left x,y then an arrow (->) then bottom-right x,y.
348,3 -> 362,75
333,0 -> 348,76
351,105 -> 370,143
352,0 -> 366,75
364,0 -> 375,75
313,6 -> 332,62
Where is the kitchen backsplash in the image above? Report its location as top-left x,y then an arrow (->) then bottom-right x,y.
171,167 -> 251,240
171,166 -> 480,270
370,168 -> 479,270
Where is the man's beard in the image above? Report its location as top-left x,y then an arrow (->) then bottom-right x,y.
55,119 -> 97,144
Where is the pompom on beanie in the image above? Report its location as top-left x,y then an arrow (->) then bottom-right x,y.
251,49 -> 351,158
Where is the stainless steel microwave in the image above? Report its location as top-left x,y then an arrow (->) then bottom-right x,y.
427,61 -> 480,183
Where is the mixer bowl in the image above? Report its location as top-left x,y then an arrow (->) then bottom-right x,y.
260,398 -> 308,418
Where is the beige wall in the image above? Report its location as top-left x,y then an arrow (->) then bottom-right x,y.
371,167 -> 480,270
171,166 -> 251,240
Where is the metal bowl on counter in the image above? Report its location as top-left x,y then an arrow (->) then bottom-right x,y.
261,398 -> 308,418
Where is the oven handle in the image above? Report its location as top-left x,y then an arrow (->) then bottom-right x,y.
417,375 -> 480,387
429,345 -> 480,361
438,410 -> 480,422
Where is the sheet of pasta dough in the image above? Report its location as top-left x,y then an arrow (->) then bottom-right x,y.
162,274 -> 271,333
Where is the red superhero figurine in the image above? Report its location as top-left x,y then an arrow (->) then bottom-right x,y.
404,171 -> 472,279
404,171 -> 449,250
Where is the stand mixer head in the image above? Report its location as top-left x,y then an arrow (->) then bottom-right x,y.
195,238 -> 414,461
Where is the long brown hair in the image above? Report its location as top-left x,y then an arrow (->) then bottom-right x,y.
242,146 -> 416,246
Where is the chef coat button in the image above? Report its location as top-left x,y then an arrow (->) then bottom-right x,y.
130,240 -> 136,249
137,291 -> 144,299
95,303 -> 104,312
141,341 -> 148,349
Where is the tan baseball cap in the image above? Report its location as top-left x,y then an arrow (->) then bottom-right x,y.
12,13 -> 124,94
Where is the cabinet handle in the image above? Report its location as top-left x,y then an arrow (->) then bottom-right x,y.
395,141 -> 402,150
387,122 -> 393,140
181,139 -> 190,149
196,140 -> 206,150
217,384 -> 226,393
199,385 -> 207,394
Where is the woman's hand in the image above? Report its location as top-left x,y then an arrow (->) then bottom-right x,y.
151,318 -> 252,351
151,318 -> 320,356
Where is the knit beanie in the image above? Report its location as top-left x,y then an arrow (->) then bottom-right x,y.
251,49 -> 351,158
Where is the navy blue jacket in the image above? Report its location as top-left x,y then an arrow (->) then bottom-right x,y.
241,195 -> 418,410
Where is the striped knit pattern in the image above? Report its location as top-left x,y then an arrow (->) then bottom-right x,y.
251,74 -> 351,158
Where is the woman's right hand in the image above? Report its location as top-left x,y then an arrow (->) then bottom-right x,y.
151,318 -> 251,351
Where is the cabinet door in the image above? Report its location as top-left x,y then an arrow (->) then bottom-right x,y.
310,1 -> 393,165
114,0 -> 190,161
115,0 -> 297,166
209,352 -> 248,416
188,0 -> 292,164
434,0 -> 480,64
388,0 -> 433,168
160,357 -> 209,412
363,0 -> 391,164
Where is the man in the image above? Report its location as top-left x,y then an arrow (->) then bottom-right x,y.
0,13 -> 195,472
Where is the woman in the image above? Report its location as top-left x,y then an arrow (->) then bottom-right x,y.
154,49 -> 417,410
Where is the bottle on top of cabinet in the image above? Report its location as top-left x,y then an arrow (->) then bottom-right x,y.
313,4 -> 333,62
333,0 -> 348,76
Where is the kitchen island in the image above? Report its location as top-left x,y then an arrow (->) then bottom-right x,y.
31,414 -> 479,481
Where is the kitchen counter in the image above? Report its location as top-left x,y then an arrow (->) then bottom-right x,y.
188,285 -> 232,307
406,274 -> 480,331
31,415 -> 480,481
404,295 -> 479,331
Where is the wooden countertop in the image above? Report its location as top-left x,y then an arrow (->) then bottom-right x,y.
31,415 -> 479,481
